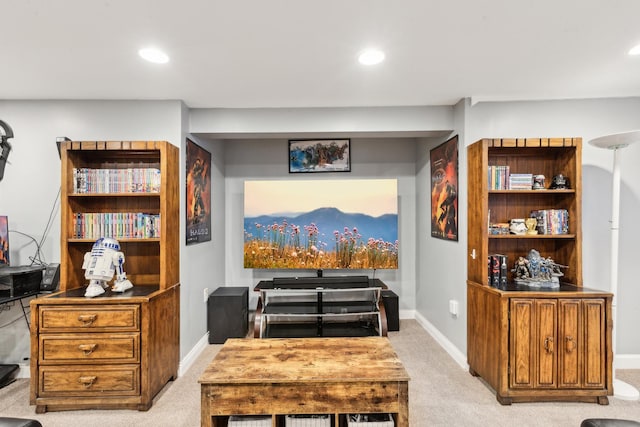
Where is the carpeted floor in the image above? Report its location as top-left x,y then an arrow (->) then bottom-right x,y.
1,319 -> 639,426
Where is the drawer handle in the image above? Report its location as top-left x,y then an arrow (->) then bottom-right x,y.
78,376 -> 97,389
565,336 -> 577,353
78,343 -> 98,356
544,337 -> 554,354
78,314 -> 97,326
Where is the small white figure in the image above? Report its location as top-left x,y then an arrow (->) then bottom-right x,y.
81,237 -> 133,298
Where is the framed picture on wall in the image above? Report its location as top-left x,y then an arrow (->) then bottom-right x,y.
288,138 -> 351,173
430,135 -> 459,241
186,138 -> 212,245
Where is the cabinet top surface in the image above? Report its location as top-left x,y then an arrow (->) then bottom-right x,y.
199,337 -> 409,384
32,285 -> 165,304
468,281 -> 612,297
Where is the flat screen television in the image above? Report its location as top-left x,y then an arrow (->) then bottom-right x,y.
0,215 -> 9,266
244,179 -> 398,270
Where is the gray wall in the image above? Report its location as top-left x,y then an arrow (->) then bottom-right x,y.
414,99 -> 469,363
1,97 -> 639,374
0,100 -> 218,367
222,137 -> 420,312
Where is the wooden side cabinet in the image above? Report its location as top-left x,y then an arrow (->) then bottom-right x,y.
468,282 -> 612,404
510,297 -> 606,391
30,141 -> 179,413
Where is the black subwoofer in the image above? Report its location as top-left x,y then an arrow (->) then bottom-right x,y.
381,289 -> 399,331
207,287 -> 249,344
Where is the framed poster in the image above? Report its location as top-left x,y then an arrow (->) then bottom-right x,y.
430,135 -> 458,241
289,138 -> 350,173
186,138 -> 211,245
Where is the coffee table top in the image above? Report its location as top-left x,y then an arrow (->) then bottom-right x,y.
199,337 -> 409,384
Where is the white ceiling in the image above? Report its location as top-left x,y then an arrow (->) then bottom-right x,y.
2,0 -> 640,109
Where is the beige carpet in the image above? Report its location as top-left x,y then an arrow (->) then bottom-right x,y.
1,319 -> 639,426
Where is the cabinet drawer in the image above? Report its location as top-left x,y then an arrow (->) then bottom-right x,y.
38,365 -> 140,397
40,333 -> 139,364
39,305 -> 139,332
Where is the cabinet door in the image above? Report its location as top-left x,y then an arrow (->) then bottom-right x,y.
535,299 -> 557,388
510,299 -> 535,388
583,298 -> 606,388
558,299 -> 581,388
510,298 -> 558,389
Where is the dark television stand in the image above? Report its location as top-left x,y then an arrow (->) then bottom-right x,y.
253,275 -> 389,338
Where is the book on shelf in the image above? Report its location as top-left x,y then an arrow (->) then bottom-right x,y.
530,209 -> 568,235
488,254 -> 508,287
73,167 -> 161,194
73,212 -> 160,239
488,165 -> 510,190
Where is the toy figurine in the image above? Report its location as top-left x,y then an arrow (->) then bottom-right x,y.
81,237 -> 133,297
512,248 -> 566,288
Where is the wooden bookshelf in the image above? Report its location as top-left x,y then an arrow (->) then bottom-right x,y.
466,137 -> 613,405
30,140 -> 180,412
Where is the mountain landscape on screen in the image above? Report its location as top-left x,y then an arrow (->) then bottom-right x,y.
243,179 -> 398,270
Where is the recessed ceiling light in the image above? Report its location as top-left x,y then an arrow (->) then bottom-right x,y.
629,43 -> 640,56
358,49 -> 385,66
138,47 -> 169,64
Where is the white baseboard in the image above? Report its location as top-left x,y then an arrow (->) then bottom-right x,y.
399,309 -> 415,319
17,363 -> 30,379
414,312 -> 468,370
178,332 -> 209,377
616,354 -> 640,370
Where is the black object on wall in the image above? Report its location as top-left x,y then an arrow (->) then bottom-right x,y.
207,286 -> 248,344
381,289 -> 399,332
0,119 -> 14,182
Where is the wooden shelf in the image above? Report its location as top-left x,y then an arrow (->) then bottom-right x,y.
30,140 -> 180,413
466,137 -> 612,405
489,189 -> 575,194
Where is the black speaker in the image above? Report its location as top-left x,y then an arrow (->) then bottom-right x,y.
207,287 -> 248,344
381,289 -> 399,332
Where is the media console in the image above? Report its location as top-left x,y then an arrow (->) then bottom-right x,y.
254,276 -> 388,338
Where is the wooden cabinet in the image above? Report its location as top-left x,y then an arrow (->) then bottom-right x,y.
466,138 -> 612,404
30,141 -> 179,413
468,283 -> 611,404
509,297 -> 607,391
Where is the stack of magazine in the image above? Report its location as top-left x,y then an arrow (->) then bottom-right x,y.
508,173 -> 533,190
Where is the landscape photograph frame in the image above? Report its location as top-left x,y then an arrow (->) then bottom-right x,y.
288,138 -> 351,173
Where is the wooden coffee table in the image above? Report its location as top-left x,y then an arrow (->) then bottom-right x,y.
199,337 -> 410,427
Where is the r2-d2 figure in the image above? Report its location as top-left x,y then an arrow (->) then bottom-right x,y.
82,237 -> 133,298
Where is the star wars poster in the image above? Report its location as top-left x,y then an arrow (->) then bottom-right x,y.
430,135 -> 458,241
186,138 -> 211,245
